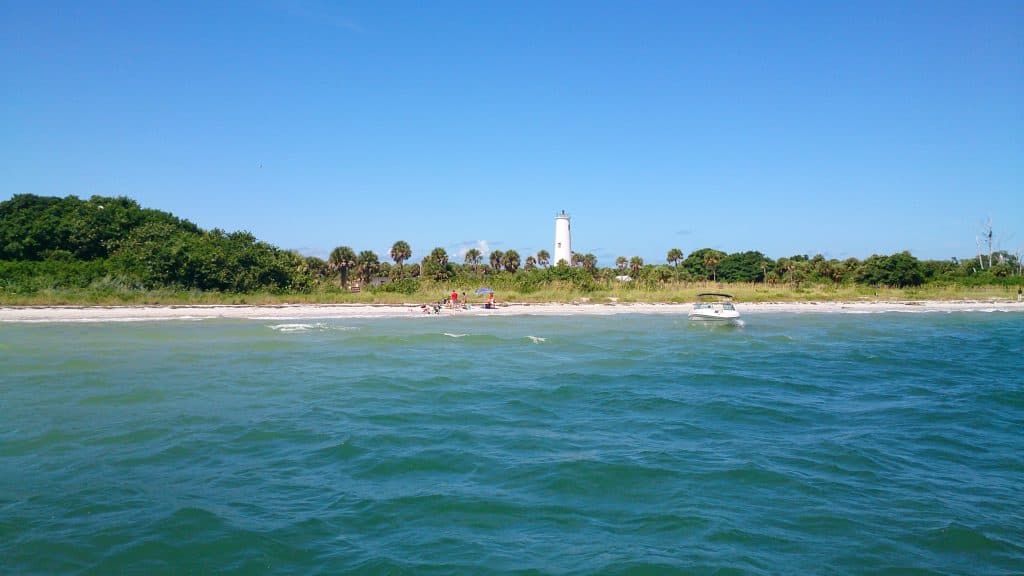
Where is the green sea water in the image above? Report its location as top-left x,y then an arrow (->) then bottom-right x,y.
1,312 -> 1022,575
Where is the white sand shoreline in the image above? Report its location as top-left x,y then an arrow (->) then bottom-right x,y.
1,301 -> 1021,322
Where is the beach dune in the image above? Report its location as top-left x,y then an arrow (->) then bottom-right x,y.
1,301 -> 1021,322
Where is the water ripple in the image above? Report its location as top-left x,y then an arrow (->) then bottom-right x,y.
1,313 -> 1022,574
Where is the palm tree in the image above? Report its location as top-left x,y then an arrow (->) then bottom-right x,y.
629,256 -> 644,276
356,250 -> 380,284
704,253 -> 720,282
464,248 -> 482,267
502,250 -> 521,272
616,256 -> 628,271
582,253 -> 597,274
429,247 -> 448,266
571,253 -> 584,268
328,246 -> 356,288
423,247 -> 450,281
776,257 -> 794,286
390,240 -> 412,277
536,250 -> 550,268
525,255 -> 537,270
667,248 -> 683,267
489,250 -> 504,271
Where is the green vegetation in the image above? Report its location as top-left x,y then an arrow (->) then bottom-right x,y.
1,194 -> 1020,305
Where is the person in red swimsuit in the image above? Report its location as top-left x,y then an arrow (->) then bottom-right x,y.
451,290 -> 459,309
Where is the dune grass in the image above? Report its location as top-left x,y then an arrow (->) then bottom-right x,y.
1,282 -> 1018,307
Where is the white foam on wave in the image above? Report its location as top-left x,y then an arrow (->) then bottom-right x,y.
443,332 -> 468,338
526,335 -> 547,343
267,323 -> 361,333
268,323 -> 322,332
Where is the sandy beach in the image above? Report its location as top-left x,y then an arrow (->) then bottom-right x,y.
1,300 -> 1021,322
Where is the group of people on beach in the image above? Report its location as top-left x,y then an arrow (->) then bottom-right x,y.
420,289 -> 496,314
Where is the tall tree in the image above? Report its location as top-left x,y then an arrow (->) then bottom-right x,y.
571,253 -> 584,267
356,250 -> 380,284
422,247 -> 450,280
489,250 -> 504,271
704,253 -> 720,282
328,246 -> 357,288
502,250 -> 521,272
667,248 -> 683,267
582,253 -> 598,273
629,256 -> 644,276
776,257 -> 795,286
525,255 -> 537,270
616,256 -> 628,271
464,248 -> 482,266
683,248 -> 727,280
390,240 -> 412,276
536,250 -> 550,268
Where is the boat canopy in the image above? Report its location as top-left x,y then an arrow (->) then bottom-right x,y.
695,292 -> 734,299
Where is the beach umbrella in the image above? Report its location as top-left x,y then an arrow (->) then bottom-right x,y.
475,287 -> 494,295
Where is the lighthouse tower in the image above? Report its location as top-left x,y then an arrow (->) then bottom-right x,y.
554,210 -> 572,266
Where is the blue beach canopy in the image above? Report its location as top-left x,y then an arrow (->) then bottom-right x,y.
475,287 -> 494,295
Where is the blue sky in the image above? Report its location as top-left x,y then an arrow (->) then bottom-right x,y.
3,1 -> 1021,266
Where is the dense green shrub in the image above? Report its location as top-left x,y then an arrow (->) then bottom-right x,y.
0,259 -> 110,293
373,278 -> 421,294
856,252 -> 925,287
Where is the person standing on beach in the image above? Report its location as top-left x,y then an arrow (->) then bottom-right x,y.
1018,287 -> 1022,302
451,290 -> 459,310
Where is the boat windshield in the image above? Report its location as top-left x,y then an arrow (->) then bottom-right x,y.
694,302 -> 733,310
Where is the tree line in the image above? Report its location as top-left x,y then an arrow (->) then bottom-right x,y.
0,194 -> 309,293
1,194 -> 1020,295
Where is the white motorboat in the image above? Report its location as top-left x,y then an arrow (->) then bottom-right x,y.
689,292 -> 741,322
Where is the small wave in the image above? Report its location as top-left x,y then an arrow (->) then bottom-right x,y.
267,323 -> 359,333
268,323 -> 322,332
526,335 -> 547,343
443,332 -> 468,338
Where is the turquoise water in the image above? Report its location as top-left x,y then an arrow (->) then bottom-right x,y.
1,312 -> 1022,575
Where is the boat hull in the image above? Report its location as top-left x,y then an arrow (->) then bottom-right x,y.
688,310 -> 741,321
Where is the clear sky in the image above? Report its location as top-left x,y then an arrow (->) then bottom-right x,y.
3,1 -> 1021,266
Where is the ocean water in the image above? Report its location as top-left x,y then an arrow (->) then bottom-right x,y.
1,312 -> 1021,575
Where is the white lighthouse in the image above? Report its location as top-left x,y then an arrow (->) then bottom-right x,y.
554,210 -> 572,266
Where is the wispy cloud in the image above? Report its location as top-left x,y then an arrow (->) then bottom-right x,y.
451,240 -> 493,260
274,0 -> 363,33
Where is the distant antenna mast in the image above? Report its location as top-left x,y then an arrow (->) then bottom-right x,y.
984,217 -> 994,269
976,218 -> 995,270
